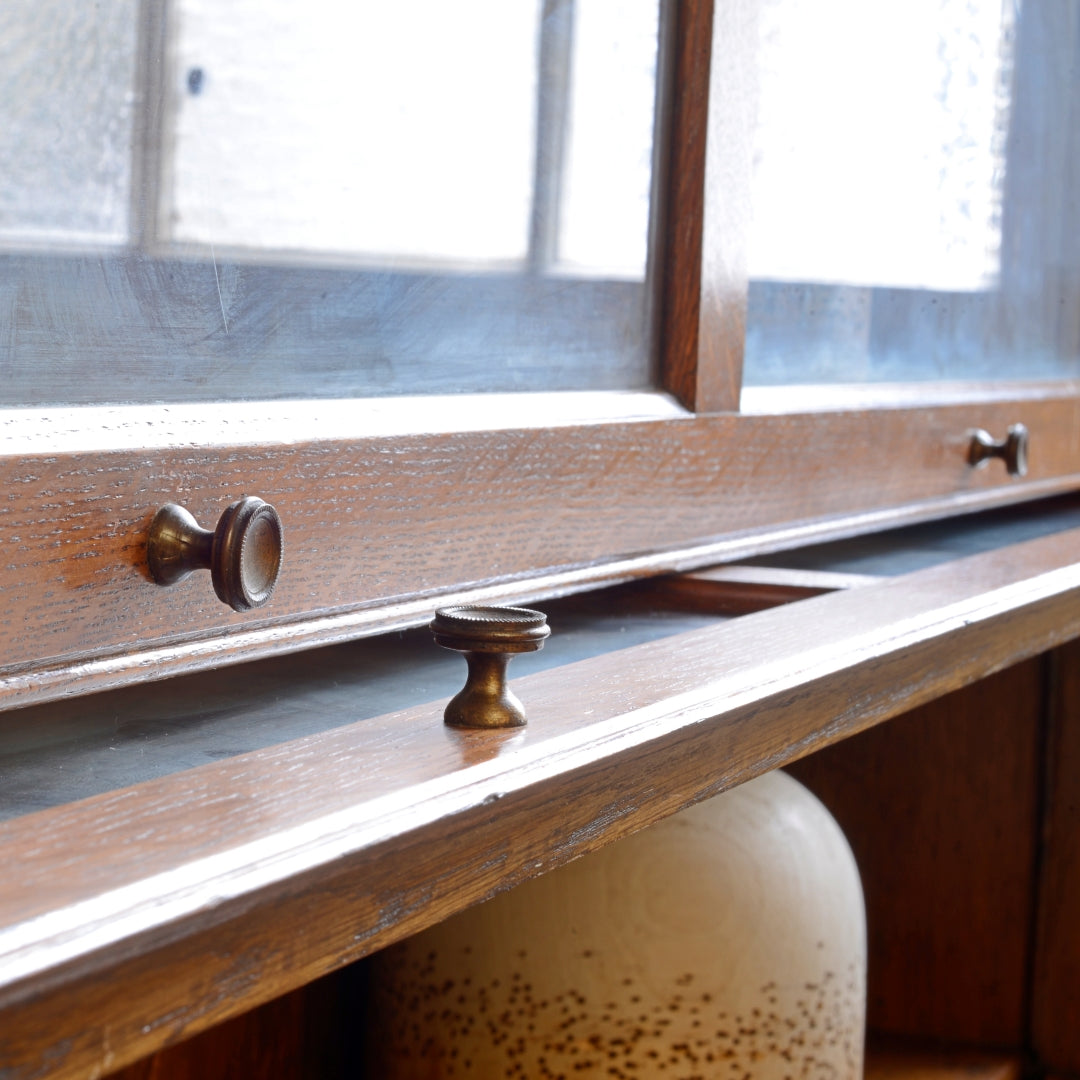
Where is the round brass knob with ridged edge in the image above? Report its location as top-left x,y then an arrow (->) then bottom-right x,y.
430,606 -> 550,728
146,497 -> 284,612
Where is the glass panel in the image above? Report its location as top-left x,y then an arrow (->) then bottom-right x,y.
0,0 -> 139,246
742,0 -> 1080,386
0,0 -> 662,406
165,1 -> 538,263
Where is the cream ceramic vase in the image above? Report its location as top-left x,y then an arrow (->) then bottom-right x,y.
368,770 -> 867,1078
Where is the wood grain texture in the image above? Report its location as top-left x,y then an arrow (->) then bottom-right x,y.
3,528 -> 1080,1078
788,661 -> 1043,1047
1,393 -> 1077,711
659,0 -> 713,410
695,0 -> 756,411
104,972 -> 356,1080
1032,636 -> 1080,1073
641,563 -> 879,612
659,0 -> 755,412
864,1045 -> 1021,1080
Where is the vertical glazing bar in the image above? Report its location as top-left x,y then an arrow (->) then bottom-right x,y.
660,0 -> 757,413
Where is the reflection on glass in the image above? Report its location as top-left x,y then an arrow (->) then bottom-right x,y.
0,0 -> 662,405
744,0 -> 1080,385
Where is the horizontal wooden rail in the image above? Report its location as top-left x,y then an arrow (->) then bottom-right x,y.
2,392 -> 1078,711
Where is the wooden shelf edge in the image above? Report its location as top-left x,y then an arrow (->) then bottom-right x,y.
3,528 -> 1080,1076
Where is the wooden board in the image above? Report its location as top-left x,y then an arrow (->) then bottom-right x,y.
3,527 -> 1080,1077
660,0 -> 755,412
642,563 -> 880,612
1031,635 -> 1080,1073
788,660 -> 1043,1046
1,391 -> 1077,711
865,1046 -> 1021,1080
104,972 -> 357,1080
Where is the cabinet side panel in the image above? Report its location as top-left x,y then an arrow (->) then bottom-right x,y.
788,660 -> 1043,1047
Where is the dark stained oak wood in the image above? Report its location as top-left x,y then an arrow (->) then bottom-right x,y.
864,1045 -> 1021,1080
694,0 -> 757,412
1,391 -> 1078,711
659,0 -> 714,410
642,563 -> 880,612
789,661 -> 1044,1047
103,973 -> 355,1080
659,0 -> 755,412
3,528 -> 1080,1078
1032,636 -> 1080,1073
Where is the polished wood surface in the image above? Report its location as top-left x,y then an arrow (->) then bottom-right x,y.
3,527 -> 1080,1078
1,392 -> 1077,711
864,1047 -> 1021,1080
789,661 -> 1043,1046
660,0 -> 755,414
1032,636 -> 1080,1073
105,975 -> 356,1080
643,563 -> 880,612
658,0 -> 714,410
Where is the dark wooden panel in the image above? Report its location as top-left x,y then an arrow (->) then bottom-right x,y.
640,563 -> 879,613
659,0 -> 713,409
865,1043 -> 1021,1080
659,0 -> 755,412
2,530 -> 1080,1078
788,661 -> 1044,1046
1032,637 -> 1080,1073
105,968 -> 358,1080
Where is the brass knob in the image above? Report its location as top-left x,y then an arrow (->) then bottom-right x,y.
430,606 -> 550,729
147,497 -> 284,612
968,423 -> 1029,477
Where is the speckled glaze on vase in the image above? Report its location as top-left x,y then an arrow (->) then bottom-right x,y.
368,770 -> 867,1078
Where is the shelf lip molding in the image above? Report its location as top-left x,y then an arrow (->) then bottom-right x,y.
3,527 -> 1080,1078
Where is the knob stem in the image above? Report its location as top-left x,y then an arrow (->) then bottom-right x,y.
147,497 -> 284,612
968,423 -> 1029,477
431,606 -> 550,729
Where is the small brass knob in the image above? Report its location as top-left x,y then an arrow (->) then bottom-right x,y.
147,497 -> 284,612
431,606 -> 550,729
968,423 -> 1029,477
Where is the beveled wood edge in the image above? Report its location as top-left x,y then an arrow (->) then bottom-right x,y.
864,1042 -> 1022,1080
677,565 -> 882,590
658,0 -> 712,410
2,472 -> 1076,714
0,389 -> 688,454
641,564 -> 881,613
742,379 -> 1080,413
658,0 -> 756,413
694,0 -> 756,412
3,528 -> 1080,1076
